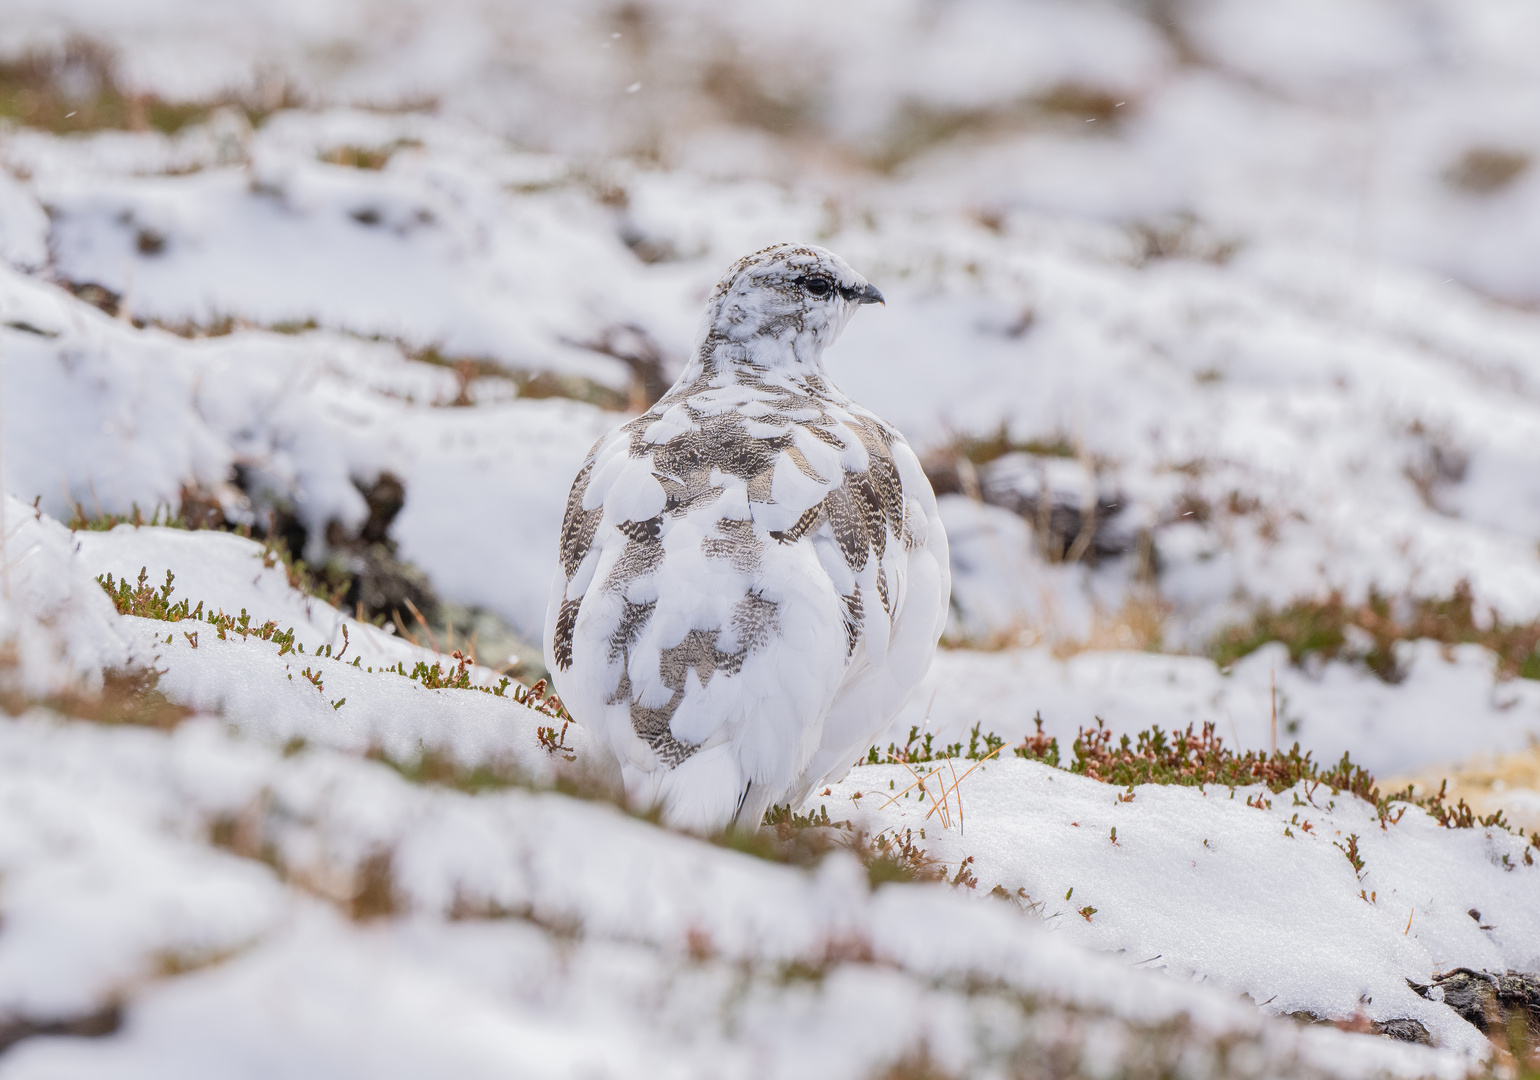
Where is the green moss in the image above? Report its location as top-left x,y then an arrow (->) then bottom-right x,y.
69,502 -> 186,532
94,568 -> 567,715
369,746 -> 529,794
1211,582 -> 1540,683
864,722 -> 1007,765
0,665 -> 192,730
98,567 -> 299,652
0,39 -> 293,136
318,141 -> 421,170
945,423 -> 1076,468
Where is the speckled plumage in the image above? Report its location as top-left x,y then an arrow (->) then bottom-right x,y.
543,244 -> 950,831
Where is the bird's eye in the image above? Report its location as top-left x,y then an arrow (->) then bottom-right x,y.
803,277 -> 833,298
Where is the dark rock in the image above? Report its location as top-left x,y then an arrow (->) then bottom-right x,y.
981,484 -> 1134,563
177,466 -> 449,634
1286,1010 -> 1430,1045
177,485 -> 229,530
1495,970 -> 1540,1027
358,472 -> 405,545
233,461 -> 310,561
0,1003 -> 122,1054
341,542 -> 438,627
1372,1018 -> 1432,1045
68,281 -> 121,317
325,473 -> 439,627
1411,967 -> 1540,1046
922,449 -> 1138,566
1427,968 -> 1503,1033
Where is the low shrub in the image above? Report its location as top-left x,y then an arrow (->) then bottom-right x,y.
1211,583 -> 1540,683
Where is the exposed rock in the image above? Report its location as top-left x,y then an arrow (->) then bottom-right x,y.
338,541 -> 438,627
326,473 -> 438,627
1409,968 -> 1540,1047
357,472 -> 405,545
1286,1010 -> 1431,1046
1372,1018 -> 1433,1046
924,448 -> 1138,565
222,466 -> 442,630
0,1003 -> 121,1054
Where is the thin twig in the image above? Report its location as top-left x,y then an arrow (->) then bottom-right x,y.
0,324 -> 7,601
873,771 -> 928,810
899,760 -> 945,827
902,759 -> 949,829
1270,666 -> 1277,757
402,596 -> 440,654
947,755 -> 964,835
923,739 -> 1014,824
925,765 -> 957,824
391,608 -> 420,647
885,759 -> 929,800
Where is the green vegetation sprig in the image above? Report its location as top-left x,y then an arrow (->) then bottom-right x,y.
1212,582 -> 1540,683
95,567 -> 566,716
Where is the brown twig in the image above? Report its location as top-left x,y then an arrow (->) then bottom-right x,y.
390,608 -> 420,647
922,739 -> 1013,826
1270,666 -> 1277,757
402,597 -> 440,654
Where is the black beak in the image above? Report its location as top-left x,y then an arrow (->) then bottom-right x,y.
849,282 -> 885,306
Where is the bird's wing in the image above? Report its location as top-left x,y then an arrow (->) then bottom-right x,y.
545,380 -> 948,829
786,432 -> 951,805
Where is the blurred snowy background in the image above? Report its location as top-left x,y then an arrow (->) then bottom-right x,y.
2,1 -> 1540,1076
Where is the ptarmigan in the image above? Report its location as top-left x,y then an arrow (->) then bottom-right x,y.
543,243 -> 950,831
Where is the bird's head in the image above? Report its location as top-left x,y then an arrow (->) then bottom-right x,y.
698,243 -> 884,370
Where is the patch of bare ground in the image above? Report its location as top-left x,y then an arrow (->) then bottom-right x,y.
0,37 -> 297,135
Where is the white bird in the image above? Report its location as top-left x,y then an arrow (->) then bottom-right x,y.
544,243 -> 950,831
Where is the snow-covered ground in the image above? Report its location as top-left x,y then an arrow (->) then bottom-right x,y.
3,0 -> 1540,1073
1,502 -> 1527,1078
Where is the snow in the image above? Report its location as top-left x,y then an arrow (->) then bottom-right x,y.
0,720 -> 289,1020
0,171 -> 47,271
0,704 -> 1491,1079
0,267 -> 608,630
6,513 -> 1531,1076
824,757 -> 1540,1059
0,495 -> 133,693
1,0 -> 1539,1071
42,151 -> 653,381
388,397 -> 613,632
71,524 -> 586,773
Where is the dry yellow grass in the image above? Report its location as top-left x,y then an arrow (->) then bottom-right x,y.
1050,589 -> 1168,658
941,589 -> 1168,656
1384,741 -> 1540,831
